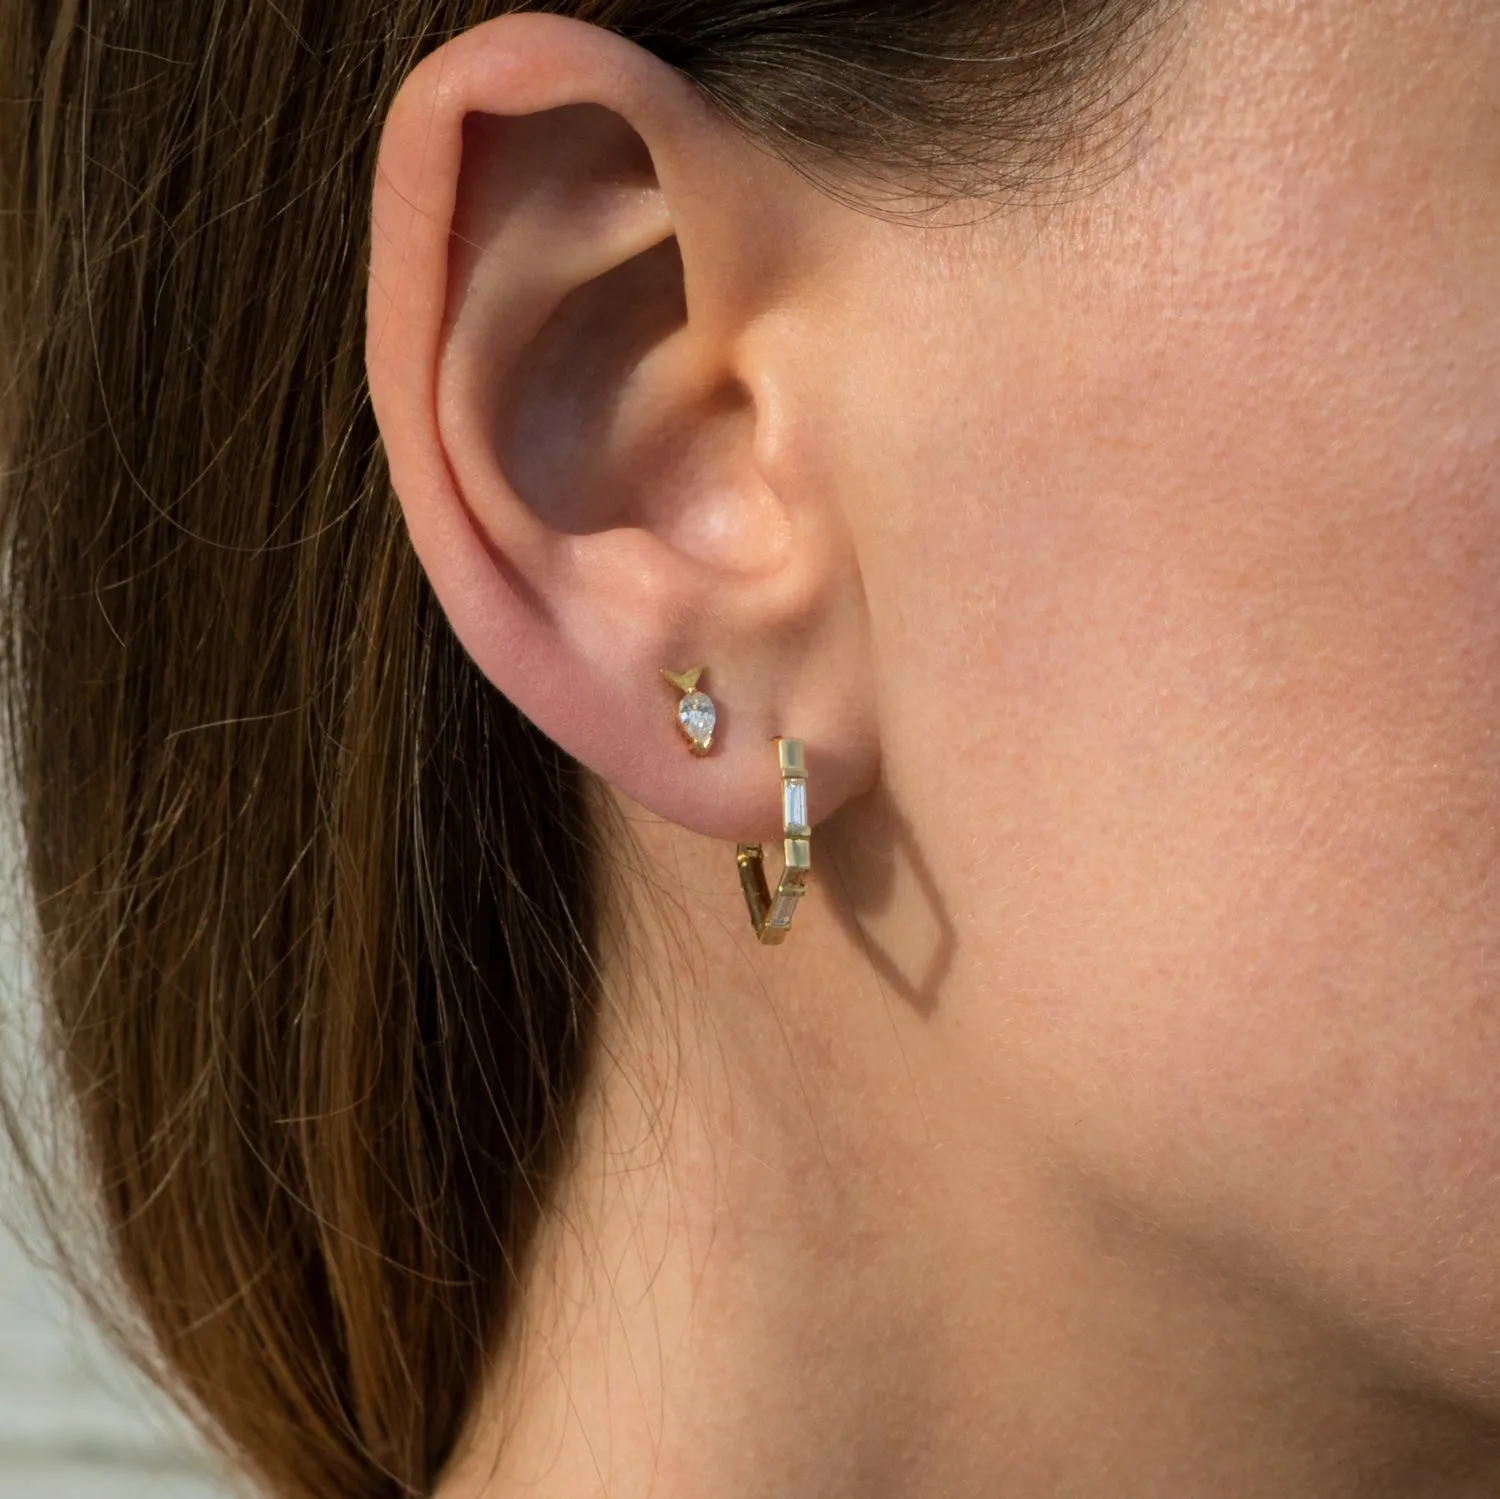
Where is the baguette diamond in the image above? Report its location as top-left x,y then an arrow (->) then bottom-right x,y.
768,888 -> 801,928
783,778 -> 808,833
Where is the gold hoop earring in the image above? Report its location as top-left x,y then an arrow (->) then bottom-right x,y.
736,738 -> 810,945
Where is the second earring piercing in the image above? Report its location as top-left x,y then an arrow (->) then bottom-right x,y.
661,666 -> 717,755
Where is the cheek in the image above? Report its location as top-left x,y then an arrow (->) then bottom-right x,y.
1000,518 -> 1500,1392
935,378 -> 1500,1396
916,4 -> 1500,1393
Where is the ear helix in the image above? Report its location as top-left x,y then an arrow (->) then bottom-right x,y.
660,665 -> 811,945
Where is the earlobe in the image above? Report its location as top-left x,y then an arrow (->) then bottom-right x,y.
366,12 -> 879,844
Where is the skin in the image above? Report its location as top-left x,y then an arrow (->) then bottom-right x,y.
366,2 -> 1500,1494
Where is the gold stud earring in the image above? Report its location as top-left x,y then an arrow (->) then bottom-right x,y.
736,738 -> 810,945
661,666 -> 716,755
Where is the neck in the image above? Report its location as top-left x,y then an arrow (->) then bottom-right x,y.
438,791 -> 1500,1499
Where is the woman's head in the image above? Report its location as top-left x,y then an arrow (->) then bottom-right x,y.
6,1 -> 1500,1496
0,3 -> 1168,1493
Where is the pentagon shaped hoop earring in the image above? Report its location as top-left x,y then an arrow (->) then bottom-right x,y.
735,738 -> 810,946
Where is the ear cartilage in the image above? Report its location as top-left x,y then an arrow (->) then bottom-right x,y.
661,666 -> 716,755
736,737 -> 810,946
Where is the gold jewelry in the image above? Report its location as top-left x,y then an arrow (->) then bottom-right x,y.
661,666 -> 716,755
736,738 -> 810,945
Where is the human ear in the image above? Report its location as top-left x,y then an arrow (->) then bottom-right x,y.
366,12 -> 877,843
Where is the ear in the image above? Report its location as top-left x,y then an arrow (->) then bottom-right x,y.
366,12 -> 877,843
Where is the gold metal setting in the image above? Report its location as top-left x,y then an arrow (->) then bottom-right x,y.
660,667 -> 703,695
661,666 -> 716,755
736,737 -> 810,946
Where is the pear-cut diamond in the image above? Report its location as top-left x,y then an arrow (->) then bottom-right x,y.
677,690 -> 716,752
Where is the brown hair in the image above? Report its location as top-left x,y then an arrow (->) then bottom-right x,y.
0,3 -> 1162,1497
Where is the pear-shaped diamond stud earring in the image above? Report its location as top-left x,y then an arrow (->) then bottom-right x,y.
661,666 -> 717,755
